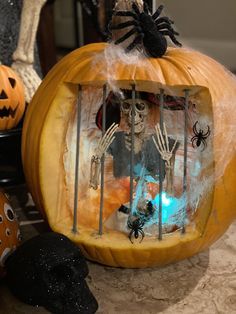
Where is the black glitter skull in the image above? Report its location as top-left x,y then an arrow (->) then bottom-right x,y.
5,232 -> 98,314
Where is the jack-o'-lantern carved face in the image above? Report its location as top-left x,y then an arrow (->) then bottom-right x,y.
0,191 -> 21,276
0,65 -> 25,130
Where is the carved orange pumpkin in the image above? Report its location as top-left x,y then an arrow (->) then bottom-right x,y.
22,43 -> 236,268
0,64 -> 25,130
0,191 -> 21,276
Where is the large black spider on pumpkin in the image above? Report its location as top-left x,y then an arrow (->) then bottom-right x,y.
110,2 -> 182,57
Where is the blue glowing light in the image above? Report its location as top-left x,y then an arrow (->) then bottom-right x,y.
130,165 -> 187,227
151,192 -> 186,225
161,192 -> 171,206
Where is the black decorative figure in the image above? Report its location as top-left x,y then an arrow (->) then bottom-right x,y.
191,121 -> 211,151
5,232 -> 98,314
127,217 -> 145,243
110,2 -> 182,57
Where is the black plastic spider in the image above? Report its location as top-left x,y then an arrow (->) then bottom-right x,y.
127,217 -> 145,243
110,2 -> 182,57
191,121 -> 211,151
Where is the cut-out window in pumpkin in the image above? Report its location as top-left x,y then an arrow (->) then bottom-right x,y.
22,42 -> 236,268
63,85 -> 214,240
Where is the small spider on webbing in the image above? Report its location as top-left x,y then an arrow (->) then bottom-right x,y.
110,2 -> 182,57
127,217 -> 145,243
191,121 -> 211,151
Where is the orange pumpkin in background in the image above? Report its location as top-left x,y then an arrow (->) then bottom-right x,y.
21,42 -> 236,268
0,191 -> 21,276
0,64 -> 25,130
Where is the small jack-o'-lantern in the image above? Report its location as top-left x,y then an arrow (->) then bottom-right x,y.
0,191 -> 21,276
0,64 -> 25,130
22,1 -> 236,268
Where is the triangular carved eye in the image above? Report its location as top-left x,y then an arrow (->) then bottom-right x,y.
9,77 -> 16,88
0,90 -> 8,99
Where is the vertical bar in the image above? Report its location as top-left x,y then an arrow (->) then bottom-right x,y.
98,84 -> 107,235
72,84 -> 82,233
130,84 -> 136,212
158,88 -> 164,240
182,89 -> 190,233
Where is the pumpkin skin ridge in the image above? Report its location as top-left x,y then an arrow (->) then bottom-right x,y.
161,54 -> 197,86
22,43 -> 236,268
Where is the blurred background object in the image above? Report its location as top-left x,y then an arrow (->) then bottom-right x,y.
52,0 -> 236,71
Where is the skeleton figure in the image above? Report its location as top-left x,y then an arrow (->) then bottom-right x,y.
11,0 -> 47,103
90,93 -> 179,194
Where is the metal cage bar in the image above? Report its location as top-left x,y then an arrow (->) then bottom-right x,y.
129,84 -> 136,212
98,84 -> 107,235
158,88 -> 164,240
182,89 -> 190,233
72,84 -> 82,233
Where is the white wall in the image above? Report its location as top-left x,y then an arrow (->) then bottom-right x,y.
158,0 -> 236,69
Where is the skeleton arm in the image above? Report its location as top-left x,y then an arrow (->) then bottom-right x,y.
11,0 -> 47,103
90,123 -> 119,189
152,123 -> 178,195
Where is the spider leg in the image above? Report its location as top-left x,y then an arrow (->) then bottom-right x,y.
128,230 -> 134,244
114,27 -> 137,45
155,16 -> 174,25
157,23 -> 179,35
193,121 -> 198,136
191,136 -> 198,148
139,220 -> 145,228
114,10 -> 138,19
125,33 -> 144,52
159,30 -> 182,47
110,20 -> 138,30
139,230 -> 145,243
152,5 -> 164,20
127,221 -> 132,229
202,125 -> 211,137
132,2 -> 141,15
143,1 -> 150,14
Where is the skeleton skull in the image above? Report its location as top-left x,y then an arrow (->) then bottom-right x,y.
5,232 -> 98,314
121,99 -> 149,134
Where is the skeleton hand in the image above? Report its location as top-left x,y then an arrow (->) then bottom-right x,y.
90,123 -> 119,189
152,123 -> 178,168
152,123 -> 178,195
